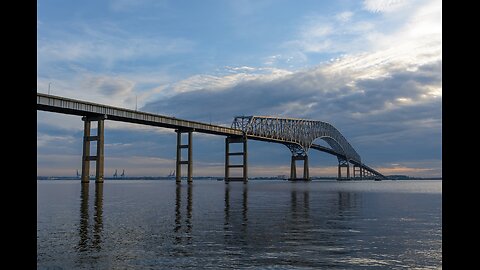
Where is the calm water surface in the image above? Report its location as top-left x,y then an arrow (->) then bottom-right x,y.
37,180 -> 442,269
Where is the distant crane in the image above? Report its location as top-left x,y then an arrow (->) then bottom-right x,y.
113,169 -> 118,178
121,169 -> 125,178
76,169 -> 80,178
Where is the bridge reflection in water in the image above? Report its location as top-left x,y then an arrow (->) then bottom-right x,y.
174,183 -> 193,248
37,181 -> 441,269
76,182 -> 361,252
224,183 -> 249,248
167,182 -> 362,263
78,183 -> 104,252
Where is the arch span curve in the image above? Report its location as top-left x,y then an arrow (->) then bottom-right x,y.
231,115 -> 361,163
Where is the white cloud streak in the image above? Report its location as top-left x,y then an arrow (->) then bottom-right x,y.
335,11 -> 354,23
363,0 -> 409,13
109,0 -> 168,12
170,67 -> 293,94
37,134 -> 76,148
38,34 -> 193,69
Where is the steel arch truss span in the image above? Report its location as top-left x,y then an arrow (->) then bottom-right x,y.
231,116 -> 361,163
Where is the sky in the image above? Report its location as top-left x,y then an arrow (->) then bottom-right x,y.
37,0 -> 442,178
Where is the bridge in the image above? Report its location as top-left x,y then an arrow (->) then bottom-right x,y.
37,93 -> 386,183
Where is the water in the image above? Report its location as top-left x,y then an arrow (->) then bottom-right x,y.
37,180 -> 442,269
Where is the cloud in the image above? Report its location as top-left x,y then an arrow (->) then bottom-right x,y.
105,142 -> 133,148
84,75 -> 135,97
283,14 -> 377,55
37,154 -> 83,176
37,111 -> 84,132
37,23 -> 194,70
142,52 -> 441,170
169,67 -> 293,94
335,11 -> 354,23
376,160 -> 442,177
109,0 -> 168,12
283,0 -> 440,69
263,52 -> 309,69
363,0 -> 408,13
36,130 -> 82,157
37,134 -> 76,148
144,58 -> 441,124
38,35 -> 194,69
37,20 -> 192,113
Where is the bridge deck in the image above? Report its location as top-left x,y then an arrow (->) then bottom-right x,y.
37,93 -> 243,137
310,144 -> 384,178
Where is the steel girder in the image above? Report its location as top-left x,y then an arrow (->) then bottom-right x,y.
285,143 -> 307,156
231,116 -> 361,163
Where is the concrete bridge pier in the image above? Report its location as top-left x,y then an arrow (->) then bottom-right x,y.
285,144 -> 310,181
362,168 -> 372,179
289,155 -> 309,181
337,159 -> 350,181
225,135 -> 248,182
81,115 -> 106,183
176,129 -> 193,183
353,164 -> 363,180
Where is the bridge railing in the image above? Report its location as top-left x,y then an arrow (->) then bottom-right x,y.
37,93 -> 243,136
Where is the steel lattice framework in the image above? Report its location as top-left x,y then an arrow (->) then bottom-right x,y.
231,116 -> 361,163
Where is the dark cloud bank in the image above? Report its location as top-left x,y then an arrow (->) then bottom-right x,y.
143,60 -> 442,169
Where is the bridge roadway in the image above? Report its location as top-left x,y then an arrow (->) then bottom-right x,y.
309,144 -> 384,178
37,93 -> 243,137
37,93 -> 385,181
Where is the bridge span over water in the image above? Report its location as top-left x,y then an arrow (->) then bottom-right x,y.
37,93 -> 385,182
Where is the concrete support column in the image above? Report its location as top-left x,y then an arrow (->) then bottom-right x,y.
346,162 -> 350,180
225,136 -> 248,182
81,120 -> 91,183
303,155 -> 309,180
353,165 -> 363,180
290,156 -> 297,180
225,137 -> 229,181
95,119 -> 104,183
81,115 -> 106,183
187,131 -> 193,183
338,163 -> 341,179
176,129 -> 193,183
243,136 -> 248,183
337,159 -> 350,181
176,131 -> 182,183
289,155 -> 310,181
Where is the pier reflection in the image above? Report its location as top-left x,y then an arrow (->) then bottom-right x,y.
281,187 -> 312,245
224,183 -> 248,227
290,188 -> 310,220
77,183 -> 104,253
224,183 -> 248,247
78,183 -> 89,252
173,183 -> 193,247
93,183 -> 103,250
338,191 -> 359,212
